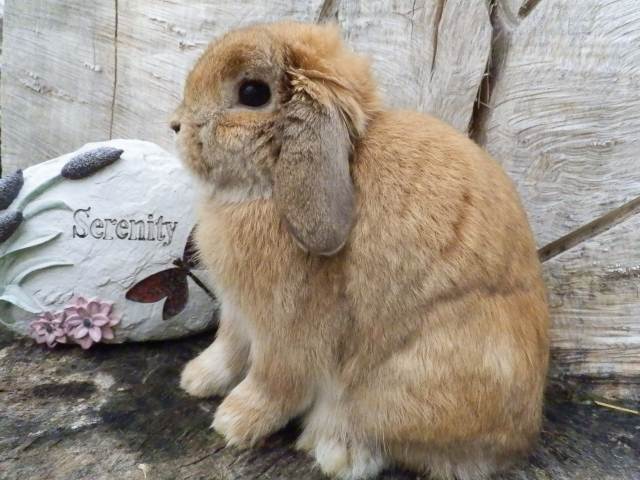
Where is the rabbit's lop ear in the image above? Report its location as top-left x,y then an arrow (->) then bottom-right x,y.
274,89 -> 353,256
273,32 -> 373,256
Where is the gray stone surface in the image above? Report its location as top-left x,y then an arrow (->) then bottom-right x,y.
1,333 -> 638,480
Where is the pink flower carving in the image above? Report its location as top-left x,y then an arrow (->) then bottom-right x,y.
64,296 -> 120,349
28,296 -> 119,350
29,311 -> 67,348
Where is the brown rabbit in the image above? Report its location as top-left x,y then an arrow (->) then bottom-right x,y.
174,21 -> 549,480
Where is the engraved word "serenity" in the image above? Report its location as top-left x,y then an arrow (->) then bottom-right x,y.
72,207 -> 179,246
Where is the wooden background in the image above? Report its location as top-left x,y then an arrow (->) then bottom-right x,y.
2,0 -> 639,401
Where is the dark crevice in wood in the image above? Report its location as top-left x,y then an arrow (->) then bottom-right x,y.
468,0 -> 500,141
539,194 -> 640,262
179,445 -> 226,468
518,0 -> 544,18
109,0 -> 119,139
316,0 -> 340,23
429,0 -> 446,80
409,0 -> 418,45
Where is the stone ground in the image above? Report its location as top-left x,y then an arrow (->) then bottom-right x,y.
1,330 -> 639,480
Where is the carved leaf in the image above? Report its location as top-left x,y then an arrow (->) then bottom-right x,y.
0,230 -> 62,259
8,258 -> 74,285
22,200 -> 72,220
0,284 -> 43,313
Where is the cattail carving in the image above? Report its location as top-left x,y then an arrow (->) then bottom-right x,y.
61,147 -> 124,179
0,170 -> 24,210
0,210 -> 23,243
16,147 -> 124,212
0,147 -> 124,245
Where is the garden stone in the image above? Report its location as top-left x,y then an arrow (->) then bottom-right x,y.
0,139 -> 218,345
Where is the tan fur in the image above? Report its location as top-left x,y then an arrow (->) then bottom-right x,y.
174,22 -> 549,480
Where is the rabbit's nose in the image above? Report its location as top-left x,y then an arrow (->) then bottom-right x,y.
170,121 -> 181,134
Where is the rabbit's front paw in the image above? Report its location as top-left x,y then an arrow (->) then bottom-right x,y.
212,380 -> 287,446
180,342 -> 240,398
308,436 -> 385,480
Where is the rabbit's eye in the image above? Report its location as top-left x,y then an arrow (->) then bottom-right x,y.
238,80 -> 271,107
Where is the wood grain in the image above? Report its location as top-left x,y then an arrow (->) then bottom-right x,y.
110,0 -> 325,153
0,0 -> 116,171
544,212 -> 640,401
338,0 -> 492,132
482,0 -> 640,247
497,0 -> 541,22
1,0 -> 491,167
483,0 -> 640,401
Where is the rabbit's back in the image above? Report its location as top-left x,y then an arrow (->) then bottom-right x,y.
338,110 -> 549,471
346,109 -> 547,345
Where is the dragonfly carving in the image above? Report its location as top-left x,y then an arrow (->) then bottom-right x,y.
126,227 -> 215,320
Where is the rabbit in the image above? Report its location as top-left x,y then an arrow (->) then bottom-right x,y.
173,21 -> 549,480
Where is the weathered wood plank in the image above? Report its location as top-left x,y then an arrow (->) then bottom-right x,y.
421,0 -> 492,132
482,0 -> 640,246
0,0 -> 116,171
338,0 -> 492,132
2,0 -> 491,168
484,0 -> 640,397
1,337 -> 639,480
112,0 -> 491,148
497,0 -> 538,22
543,212 -> 640,401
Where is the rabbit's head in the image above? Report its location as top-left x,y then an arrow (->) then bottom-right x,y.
173,22 -> 379,255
